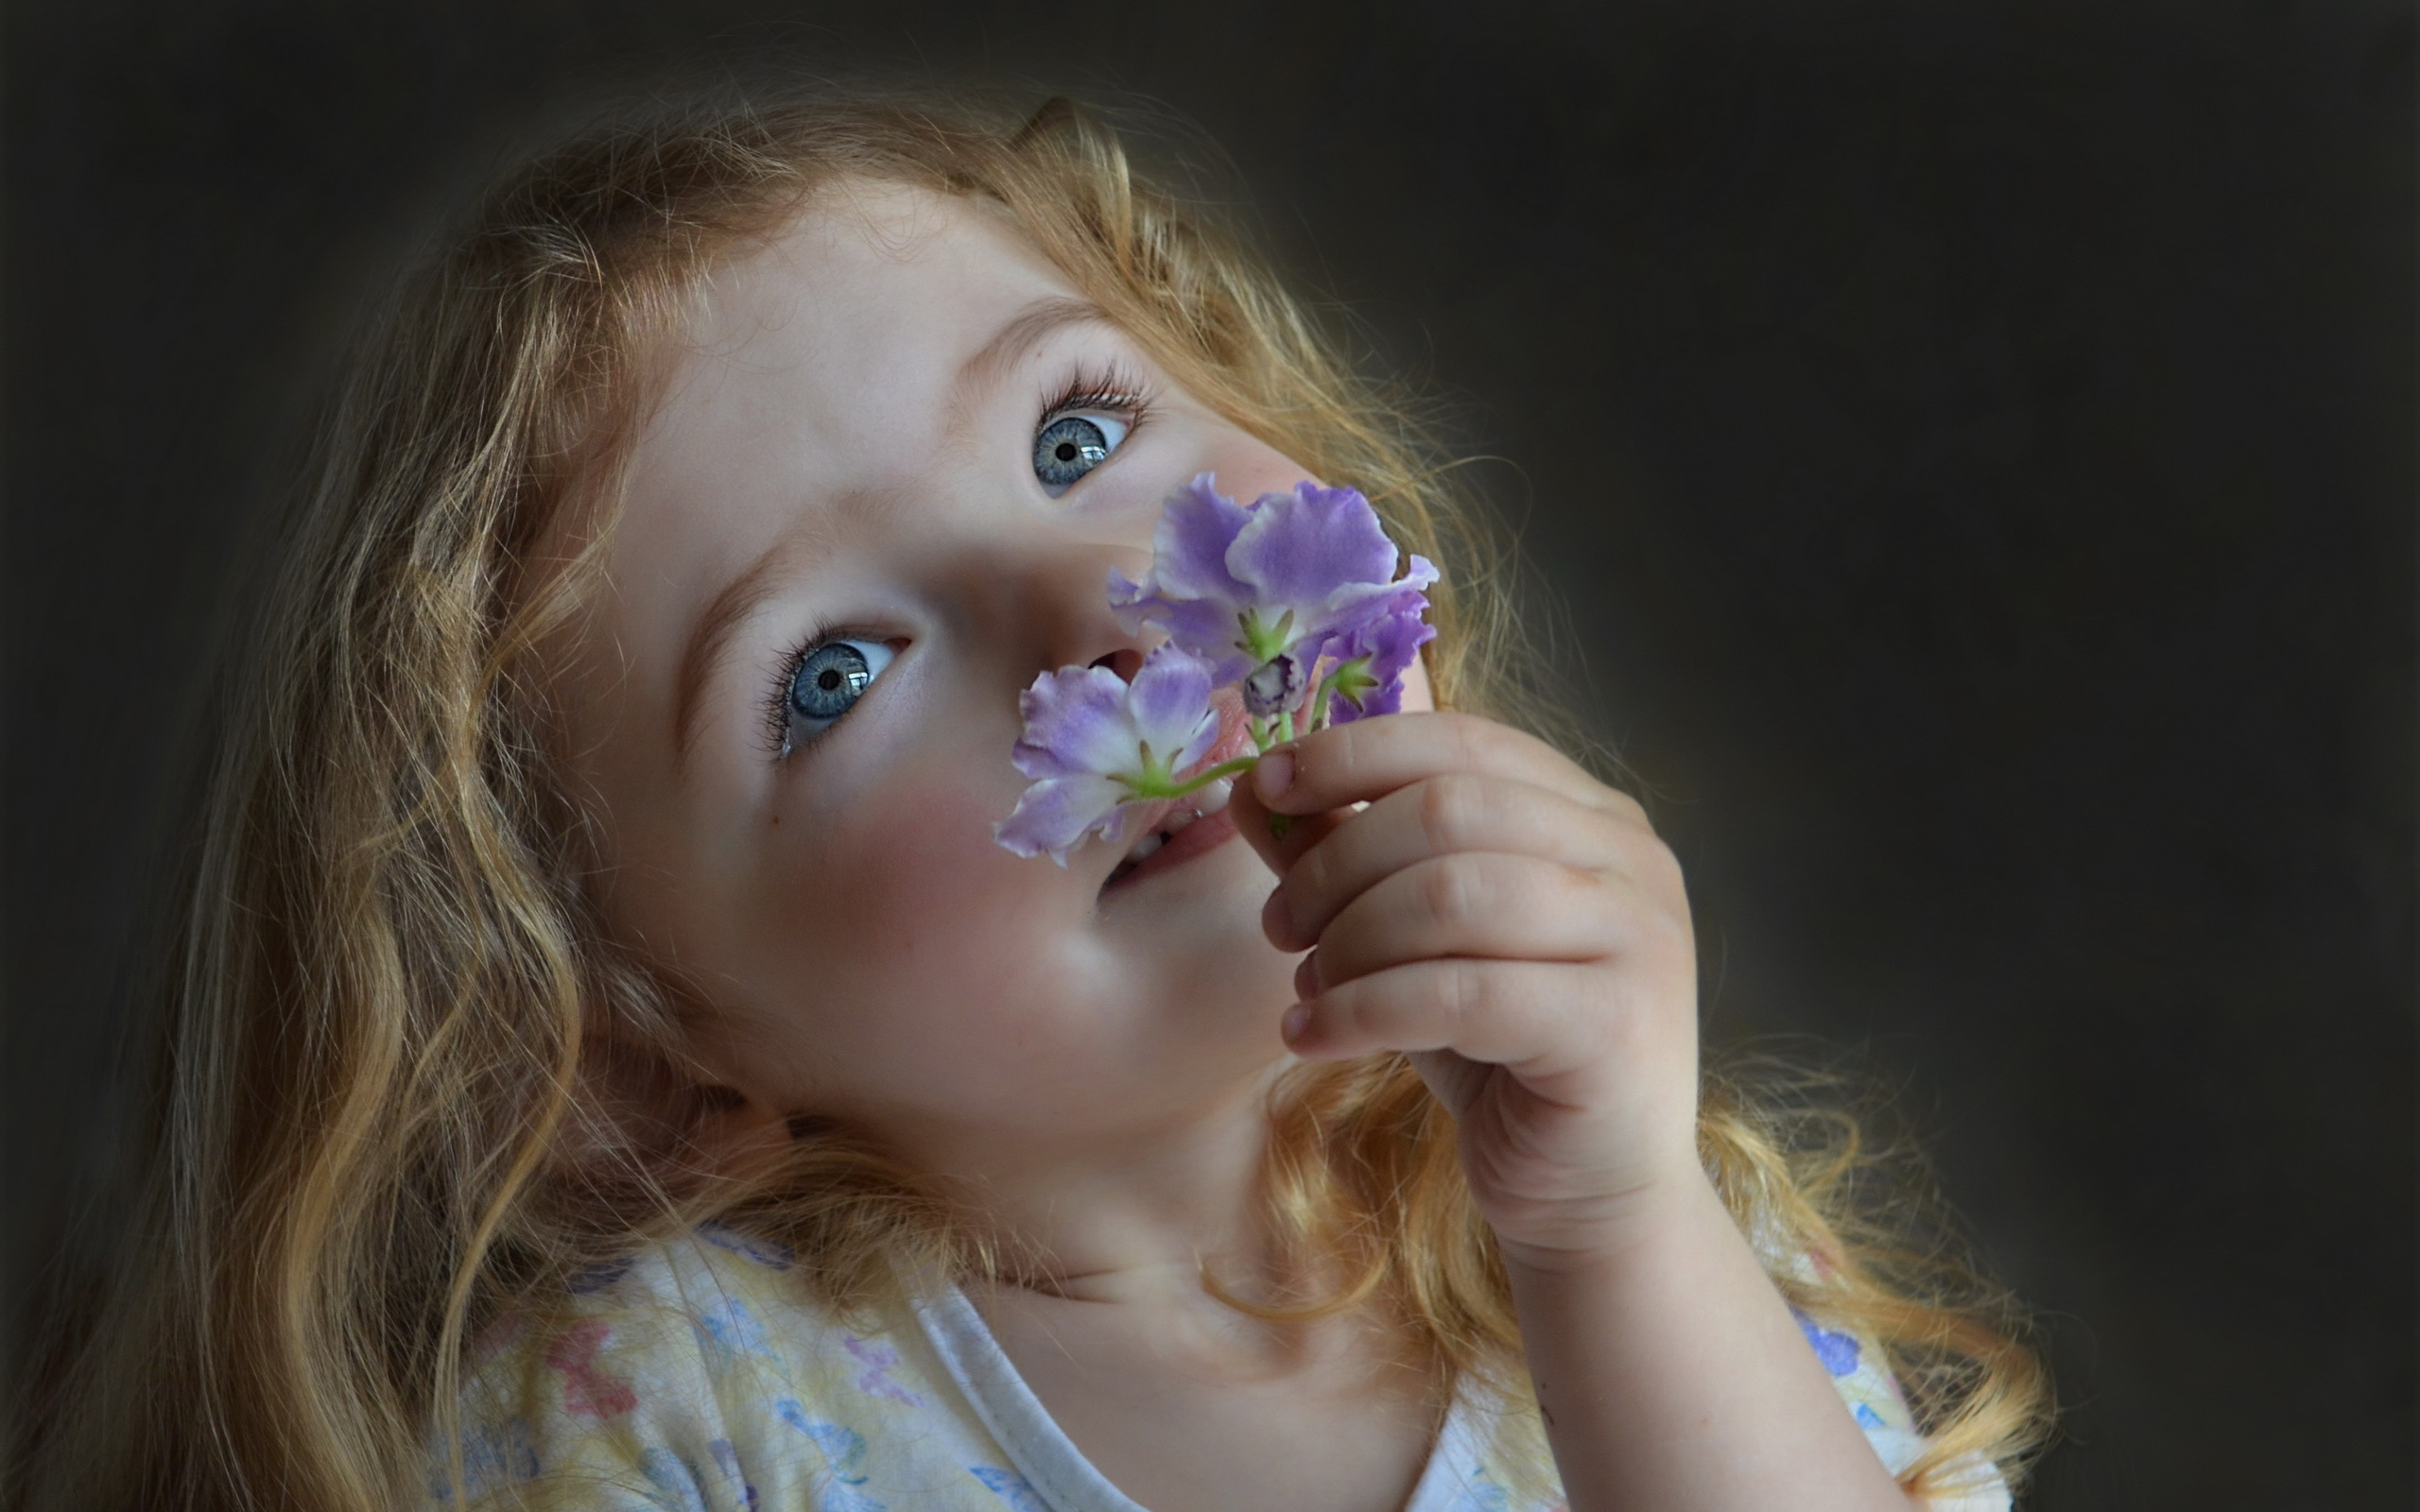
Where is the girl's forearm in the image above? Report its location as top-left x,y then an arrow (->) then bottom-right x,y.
1502,1173 -> 1921,1512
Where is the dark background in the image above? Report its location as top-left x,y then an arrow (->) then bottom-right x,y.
5,1 -> 2411,1505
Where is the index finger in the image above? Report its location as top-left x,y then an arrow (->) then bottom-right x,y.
1251,711 -> 1640,825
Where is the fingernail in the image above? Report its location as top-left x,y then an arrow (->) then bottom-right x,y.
1255,749 -> 1295,800
1281,1004 -> 1312,1043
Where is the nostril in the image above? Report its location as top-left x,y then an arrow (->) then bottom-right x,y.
1088,647 -> 1145,683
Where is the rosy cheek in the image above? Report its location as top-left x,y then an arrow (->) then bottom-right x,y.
754,754 -> 1059,1016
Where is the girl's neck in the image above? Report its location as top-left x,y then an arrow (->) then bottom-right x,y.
893,1062 -> 1293,1307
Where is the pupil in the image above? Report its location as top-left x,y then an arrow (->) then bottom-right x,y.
1034,414 -> 1113,491
790,641 -> 873,725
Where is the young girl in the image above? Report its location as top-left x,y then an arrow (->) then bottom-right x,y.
25,83 -> 2050,1511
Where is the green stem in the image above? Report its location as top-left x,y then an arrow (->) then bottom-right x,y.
1151,755 -> 1259,799
1305,668 -> 1349,735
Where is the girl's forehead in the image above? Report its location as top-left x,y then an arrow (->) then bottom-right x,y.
684,181 -> 1076,359
568,182 -> 1078,542
611,181 -> 1087,505
630,181 -> 1088,491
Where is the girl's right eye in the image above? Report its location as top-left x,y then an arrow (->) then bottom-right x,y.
778,638 -> 896,758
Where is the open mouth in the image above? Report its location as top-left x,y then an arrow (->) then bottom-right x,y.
1102,777 -> 1237,891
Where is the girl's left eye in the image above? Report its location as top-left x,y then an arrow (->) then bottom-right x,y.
777,638 -> 896,758
1033,410 -> 1131,496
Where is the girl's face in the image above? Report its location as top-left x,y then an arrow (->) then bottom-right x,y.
549,184 -> 1332,1164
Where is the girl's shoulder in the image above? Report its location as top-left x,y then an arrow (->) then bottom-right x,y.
1790,1309 -> 2008,1510
1758,1236 -> 2014,1512
431,1222 -> 1025,1511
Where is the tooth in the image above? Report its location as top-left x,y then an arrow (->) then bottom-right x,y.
1196,778 -> 1234,815
1128,832 -> 1166,861
1166,808 -> 1200,834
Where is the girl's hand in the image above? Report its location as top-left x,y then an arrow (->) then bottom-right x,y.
1238,713 -> 1926,1511
1232,711 -> 1702,1265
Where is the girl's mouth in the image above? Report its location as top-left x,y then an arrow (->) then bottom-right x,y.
1102,778 -> 1237,891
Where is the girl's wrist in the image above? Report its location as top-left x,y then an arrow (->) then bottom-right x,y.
1490,1160 -> 1732,1280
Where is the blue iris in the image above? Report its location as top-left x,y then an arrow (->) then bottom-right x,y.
1033,412 -> 1127,493
786,639 -> 894,749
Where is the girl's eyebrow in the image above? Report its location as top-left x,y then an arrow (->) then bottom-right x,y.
960,296 -> 1113,390
669,295 -> 1114,769
674,535 -> 795,768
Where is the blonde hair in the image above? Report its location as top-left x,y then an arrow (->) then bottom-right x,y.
16,79 -> 2050,1510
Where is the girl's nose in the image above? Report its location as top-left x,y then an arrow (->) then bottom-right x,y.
944,530 -> 1155,682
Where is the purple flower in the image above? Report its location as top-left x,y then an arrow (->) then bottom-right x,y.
996,475 -> 1442,861
993,644 -> 1223,865
1109,475 -> 1438,690
1324,605 -> 1437,725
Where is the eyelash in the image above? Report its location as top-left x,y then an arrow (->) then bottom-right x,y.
1037,361 -> 1154,446
762,617 -> 844,762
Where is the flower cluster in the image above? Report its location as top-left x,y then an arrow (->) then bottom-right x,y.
995,475 -> 1438,864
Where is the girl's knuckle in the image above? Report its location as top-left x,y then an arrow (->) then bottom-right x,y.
1616,831 -> 1684,894
1447,959 -> 1521,1035
1420,854 -> 1484,930
1647,836 -> 1685,887
1417,774 -> 1484,852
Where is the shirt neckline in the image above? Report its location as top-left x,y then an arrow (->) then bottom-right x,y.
907,1281 -> 1495,1512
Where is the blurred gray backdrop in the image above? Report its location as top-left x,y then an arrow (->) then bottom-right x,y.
6,2 -> 2411,1506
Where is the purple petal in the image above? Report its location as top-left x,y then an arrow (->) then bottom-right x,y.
1144,474 -> 1256,604
1109,591 -> 1253,683
1225,483 -> 1401,618
1297,555 -> 1442,657
994,775 -> 1133,864
1327,605 -> 1436,725
1104,481 -> 1261,679
1123,644 -> 1221,766
1107,478 -> 1261,679
1010,666 -> 1145,781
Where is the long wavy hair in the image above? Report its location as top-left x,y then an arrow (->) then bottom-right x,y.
16,79 -> 2052,1510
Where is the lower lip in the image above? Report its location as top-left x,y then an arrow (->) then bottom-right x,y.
1102,805 -> 1239,892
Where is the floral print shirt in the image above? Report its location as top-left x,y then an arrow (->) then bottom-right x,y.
428,1225 -> 2005,1511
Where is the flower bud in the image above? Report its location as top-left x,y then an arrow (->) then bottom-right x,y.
1241,654 -> 1306,719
